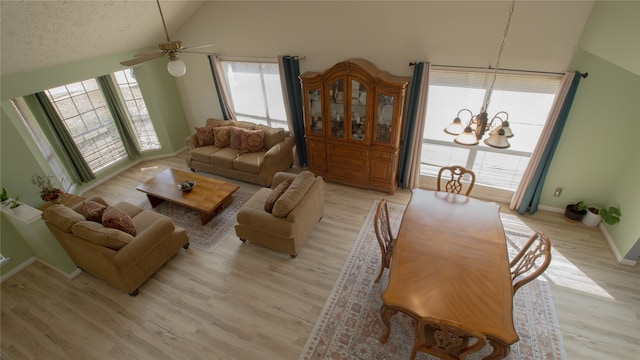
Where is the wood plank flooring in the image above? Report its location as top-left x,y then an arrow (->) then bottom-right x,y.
2,152 -> 638,359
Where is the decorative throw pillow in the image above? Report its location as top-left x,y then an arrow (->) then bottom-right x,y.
272,171 -> 316,217
102,206 -> 137,236
264,178 -> 294,213
82,200 -> 107,223
241,128 -> 265,153
214,126 -> 233,148
229,127 -> 243,150
196,125 -> 216,146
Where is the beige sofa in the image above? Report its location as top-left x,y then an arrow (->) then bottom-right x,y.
185,118 -> 295,186
235,171 -> 324,258
43,196 -> 189,296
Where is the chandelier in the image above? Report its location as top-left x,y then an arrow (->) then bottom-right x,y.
444,0 -> 516,149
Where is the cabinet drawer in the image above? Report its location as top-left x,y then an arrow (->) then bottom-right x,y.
329,144 -> 368,158
371,150 -> 394,160
307,141 -> 326,151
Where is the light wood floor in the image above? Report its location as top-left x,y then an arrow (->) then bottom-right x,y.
2,153 -> 638,359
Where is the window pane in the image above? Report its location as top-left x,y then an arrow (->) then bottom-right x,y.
112,69 -> 161,151
220,60 -> 289,129
45,81 -> 127,173
422,70 -> 562,191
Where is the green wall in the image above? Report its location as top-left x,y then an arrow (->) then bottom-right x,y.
0,52 -> 190,276
540,1 -> 640,261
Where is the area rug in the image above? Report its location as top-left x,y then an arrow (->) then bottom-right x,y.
300,201 -> 566,360
142,188 -> 253,253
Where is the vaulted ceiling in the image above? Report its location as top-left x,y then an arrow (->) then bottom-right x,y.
0,0 -> 206,76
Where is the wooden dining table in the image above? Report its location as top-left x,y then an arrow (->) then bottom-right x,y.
380,189 -> 519,359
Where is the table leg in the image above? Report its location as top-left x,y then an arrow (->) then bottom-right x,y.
146,194 -> 164,208
199,195 -> 234,225
483,337 -> 510,360
379,304 -> 397,343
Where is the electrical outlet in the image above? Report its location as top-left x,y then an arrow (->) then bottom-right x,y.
553,187 -> 562,197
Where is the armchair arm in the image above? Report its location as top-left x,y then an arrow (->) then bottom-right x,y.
185,133 -> 199,150
112,217 -> 175,271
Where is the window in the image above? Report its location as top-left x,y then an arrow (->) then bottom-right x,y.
10,98 -> 73,191
113,69 -> 161,151
421,69 -> 562,191
45,79 -> 128,173
220,60 -> 288,129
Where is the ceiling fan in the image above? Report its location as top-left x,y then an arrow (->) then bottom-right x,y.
120,0 -> 212,77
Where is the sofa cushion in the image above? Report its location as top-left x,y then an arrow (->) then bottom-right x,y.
206,118 -> 236,128
272,171 -> 315,217
71,220 -> 133,250
235,121 -> 257,130
102,206 -> 137,236
191,145 -> 221,163
196,125 -> 216,146
211,147 -> 241,169
44,204 -> 86,232
214,126 -> 233,148
258,125 -> 287,149
82,200 -> 107,223
264,178 -> 293,213
239,128 -> 265,152
233,151 -> 266,174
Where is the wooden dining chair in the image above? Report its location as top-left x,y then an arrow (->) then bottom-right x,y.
410,317 -> 487,360
437,165 -> 476,196
510,231 -> 552,294
374,199 -> 395,283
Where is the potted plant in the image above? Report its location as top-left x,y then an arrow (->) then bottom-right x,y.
582,205 -> 622,227
564,201 -> 587,221
32,173 -> 64,203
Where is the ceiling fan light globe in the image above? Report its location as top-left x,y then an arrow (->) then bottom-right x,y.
167,58 -> 187,77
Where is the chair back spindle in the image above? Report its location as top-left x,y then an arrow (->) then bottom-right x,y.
374,199 -> 395,283
437,165 -> 476,196
510,231 -> 552,294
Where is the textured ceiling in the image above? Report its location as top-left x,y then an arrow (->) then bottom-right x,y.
0,0 -> 206,76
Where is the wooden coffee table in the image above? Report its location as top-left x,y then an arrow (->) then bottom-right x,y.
136,168 -> 240,225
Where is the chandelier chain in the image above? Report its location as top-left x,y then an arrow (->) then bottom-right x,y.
485,0 -> 516,112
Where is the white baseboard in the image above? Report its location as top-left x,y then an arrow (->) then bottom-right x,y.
1,257 -> 81,283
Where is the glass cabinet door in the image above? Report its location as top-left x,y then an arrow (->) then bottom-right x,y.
375,93 -> 395,144
329,79 -> 345,138
307,88 -> 323,135
350,80 -> 367,141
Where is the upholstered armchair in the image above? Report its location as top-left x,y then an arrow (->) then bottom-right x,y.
235,171 -> 324,258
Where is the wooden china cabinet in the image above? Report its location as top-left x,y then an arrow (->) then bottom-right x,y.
299,58 -> 410,194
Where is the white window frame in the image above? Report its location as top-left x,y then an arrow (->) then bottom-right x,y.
112,69 -> 161,151
219,57 -> 289,129
420,68 -> 563,193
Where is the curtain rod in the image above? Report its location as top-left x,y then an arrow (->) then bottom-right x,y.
408,62 -> 586,78
216,55 -> 305,62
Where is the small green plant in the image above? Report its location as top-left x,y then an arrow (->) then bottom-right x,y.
599,206 -> 621,225
8,196 -> 21,209
0,188 -> 8,203
575,201 -> 586,212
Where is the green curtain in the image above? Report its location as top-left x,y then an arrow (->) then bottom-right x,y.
398,62 -> 425,187
279,56 -> 307,166
97,76 -> 141,159
33,93 -> 95,183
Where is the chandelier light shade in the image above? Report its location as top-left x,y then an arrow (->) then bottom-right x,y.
167,55 -> 187,77
444,0 -> 516,149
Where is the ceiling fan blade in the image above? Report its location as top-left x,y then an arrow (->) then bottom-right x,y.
120,52 -> 166,66
181,44 -> 213,51
133,49 -> 163,57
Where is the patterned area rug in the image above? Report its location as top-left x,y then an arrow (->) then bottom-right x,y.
300,201 -> 566,360
142,188 -> 253,253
